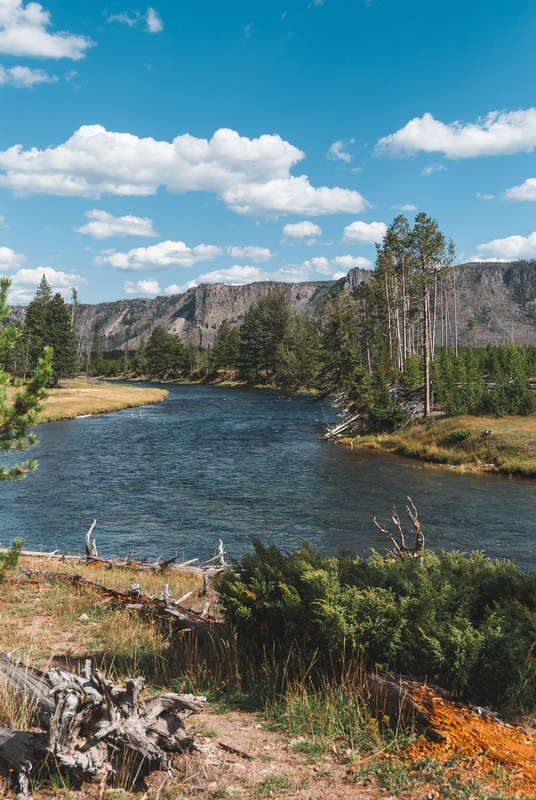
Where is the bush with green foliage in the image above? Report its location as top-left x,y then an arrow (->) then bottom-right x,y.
218,538 -> 536,710
1,277 -> 53,479
0,538 -> 23,583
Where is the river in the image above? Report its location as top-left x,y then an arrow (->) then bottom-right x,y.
2,383 -> 536,569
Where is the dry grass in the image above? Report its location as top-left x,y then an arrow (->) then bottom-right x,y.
6,378 -> 168,423
345,414 -> 536,477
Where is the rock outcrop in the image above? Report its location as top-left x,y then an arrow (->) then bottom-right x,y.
8,260 -> 536,350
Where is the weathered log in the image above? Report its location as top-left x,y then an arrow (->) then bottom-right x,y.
0,654 -> 206,791
367,673 -> 447,742
18,569 -> 225,641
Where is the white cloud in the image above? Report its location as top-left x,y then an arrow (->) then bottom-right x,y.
390,203 -> 417,211
0,244 -> 25,269
375,109 -> 536,159
0,214 -> 6,228
342,220 -> 387,244
0,64 -> 57,86
331,255 -> 373,269
75,209 -> 159,239
475,232 -> 536,261
95,240 -> 222,271
0,125 -> 368,216
165,262 -> 317,294
226,245 -> 275,262
0,0 -> 94,59
124,278 -> 160,295
7,266 -> 85,303
145,7 -> 162,32
327,139 -> 354,163
476,192 -> 494,200
108,7 -> 163,33
504,178 -> 536,202
421,163 -> 446,176
303,254 -> 372,279
282,221 -> 322,241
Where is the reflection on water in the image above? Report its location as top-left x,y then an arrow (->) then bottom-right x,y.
2,383 -> 536,568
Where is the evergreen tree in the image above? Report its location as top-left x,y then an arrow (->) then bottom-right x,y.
0,277 -> 53,480
146,326 -> 185,376
211,319 -> 240,373
24,278 -> 78,384
46,293 -> 79,384
239,290 -> 294,379
24,274 -> 52,370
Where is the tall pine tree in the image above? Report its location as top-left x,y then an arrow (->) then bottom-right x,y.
24,277 -> 78,385
0,277 -> 53,479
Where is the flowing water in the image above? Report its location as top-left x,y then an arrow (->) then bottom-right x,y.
2,383 -> 536,569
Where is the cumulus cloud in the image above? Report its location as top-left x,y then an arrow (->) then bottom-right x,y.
282,221 -> 322,242
0,64 -> 57,86
226,245 -> 275,262
504,178 -> 536,202
0,0 -> 95,59
164,262 -> 318,295
0,244 -> 25,269
145,7 -> 162,31
108,7 -> 163,32
303,254 -> 372,278
375,109 -> 536,159
327,139 -> 354,163
342,220 -> 387,244
391,203 -> 417,211
94,240 -> 222,271
7,265 -> 85,303
331,255 -> 373,269
124,278 -> 160,295
75,209 -> 159,239
475,232 -> 536,261
0,125 -> 368,217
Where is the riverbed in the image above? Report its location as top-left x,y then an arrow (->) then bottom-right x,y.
2,383 -> 536,569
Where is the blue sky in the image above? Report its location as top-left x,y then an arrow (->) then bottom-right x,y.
2,0 -> 536,303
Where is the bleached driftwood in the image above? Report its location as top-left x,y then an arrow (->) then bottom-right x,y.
0,654 -> 206,796
2,520 -> 226,577
19,569 -> 224,641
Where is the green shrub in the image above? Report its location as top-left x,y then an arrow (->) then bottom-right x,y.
0,538 -> 23,583
444,428 -> 472,445
218,540 -> 536,710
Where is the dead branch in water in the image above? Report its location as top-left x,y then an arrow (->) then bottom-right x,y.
373,496 -> 425,559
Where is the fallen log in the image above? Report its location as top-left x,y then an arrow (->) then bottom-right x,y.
18,568 -> 226,641
0,654 -> 206,796
368,672 -> 448,743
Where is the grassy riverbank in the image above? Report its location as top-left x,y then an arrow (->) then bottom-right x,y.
8,378 -> 169,423
342,414 -> 536,477
0,554 -> 532,799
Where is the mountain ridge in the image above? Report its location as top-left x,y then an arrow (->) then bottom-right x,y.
8,260 -> 536,351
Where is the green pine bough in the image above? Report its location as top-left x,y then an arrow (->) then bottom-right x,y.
0,538 -> 24,583
0,276 -> 53,480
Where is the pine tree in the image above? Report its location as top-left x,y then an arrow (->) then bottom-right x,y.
0,277 -> 53,480
146,326 -> 185,376
212,319 -> 240,373
24,274 -> 52,370
24,279 -> 78,385
46,293 -> 79,384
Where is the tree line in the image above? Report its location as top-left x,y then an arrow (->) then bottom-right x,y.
5,213 -> 536,429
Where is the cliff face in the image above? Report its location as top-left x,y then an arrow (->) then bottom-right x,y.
7,261 -> 536,350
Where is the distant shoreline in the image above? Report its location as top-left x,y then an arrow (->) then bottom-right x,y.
30,378 -> 169,423
341,414 -> 536,479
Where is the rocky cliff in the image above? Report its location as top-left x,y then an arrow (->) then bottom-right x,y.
8,261 -> 536,350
